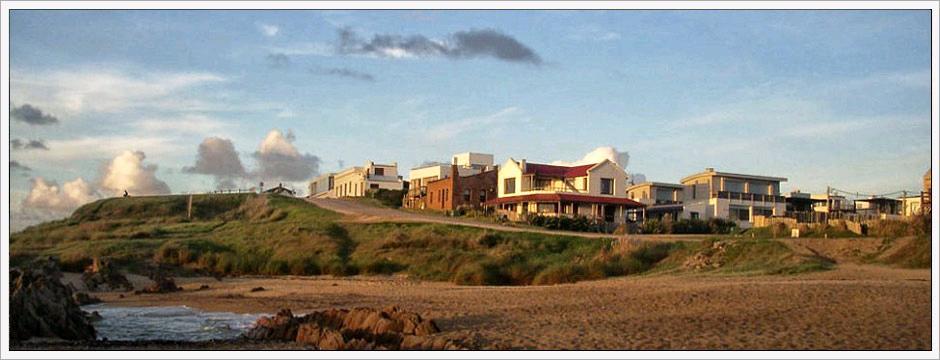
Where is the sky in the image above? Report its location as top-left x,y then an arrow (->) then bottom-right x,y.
7,10 -> 933,230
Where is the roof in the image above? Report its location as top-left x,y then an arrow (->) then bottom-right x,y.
626,181 -> 683,192
523,162 -> 597,178
485,193 -> 645,208
680,168 -> 787,184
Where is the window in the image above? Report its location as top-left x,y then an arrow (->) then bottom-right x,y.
479,190 -> 486,203
504,178 -> 516,194
690,212 -> 699,219
600,178 -> 614,195
463,189 -> 471,202
729,206 -> 750,221
374,168 -> 385,176
370,184 -> 379,190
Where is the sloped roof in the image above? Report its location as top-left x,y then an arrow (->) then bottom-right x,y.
523,163 -> 597,178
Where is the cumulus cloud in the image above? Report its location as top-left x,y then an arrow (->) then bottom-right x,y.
11,139 -> 49,151
551,146 -> 630,168
628,173 -> 648,185
11,160 -> 31,172
23,177 -> 100,212
337,28 -> 542,64
252,129 -> 320,182
11,104 -> 60,125
183,137 -> 248,188
99,150 -> 171,196
311,66 -> 375,82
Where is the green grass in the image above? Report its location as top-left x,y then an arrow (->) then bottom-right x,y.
11,193 -> 852,285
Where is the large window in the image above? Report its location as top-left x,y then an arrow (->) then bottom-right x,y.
729,206 -> 750,221
504,178 -> 516,194
600,178 -> 614,195
463,189 -> 471,202
374,167 -> 385,176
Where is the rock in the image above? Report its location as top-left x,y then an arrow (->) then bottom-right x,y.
197,284 -> 210,291
244,306 -> 462,350
81,257 -> 134,292
86,311 -> 103,322
250,286 -> 266,293
72,292 -> 102,305
10,258 -> 97,341
141,268 -> 182,294
244,309 -> 300,341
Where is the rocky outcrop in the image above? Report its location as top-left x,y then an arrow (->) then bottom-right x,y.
683,240 -> 728,270
244,306 -> 464,350
82,257 -> 134,292
139,271 -> 183,294
10,258 -> 97,341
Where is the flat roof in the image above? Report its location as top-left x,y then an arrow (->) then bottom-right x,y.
626,181 -> 683,191
681,169 -> 787,184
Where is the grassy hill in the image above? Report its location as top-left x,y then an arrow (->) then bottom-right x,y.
12,194 -> 925,285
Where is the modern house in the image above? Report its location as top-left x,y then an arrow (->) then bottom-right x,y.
854,197 -> 902,218
309,161 -> 404,198
900,195 -> 926,216
424,164 -> 498,211
403,152 -> 494,209
626,182 -> 684,221
486,158 -> 644,223
679,168 -> 787,227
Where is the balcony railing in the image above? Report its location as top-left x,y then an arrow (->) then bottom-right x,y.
714,191 -> 784,203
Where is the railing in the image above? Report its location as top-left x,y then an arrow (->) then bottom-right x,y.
715,191 -> 784,203
367,174 -> 401,182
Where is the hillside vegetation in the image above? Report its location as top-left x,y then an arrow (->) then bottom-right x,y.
11,194 -> 928,285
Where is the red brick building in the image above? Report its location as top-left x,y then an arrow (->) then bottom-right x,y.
425,165 -> 498,211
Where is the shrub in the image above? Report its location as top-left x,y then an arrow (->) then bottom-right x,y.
361,259 -> 406,275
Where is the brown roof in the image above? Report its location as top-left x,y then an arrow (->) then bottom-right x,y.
523,163 -> 596,178
486,193 -> 645,208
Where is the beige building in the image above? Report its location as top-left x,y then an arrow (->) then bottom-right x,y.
488,158 -> 644,223
404,152 -> 495,209
900,195 -> 926,216
679,168 -> 787,227
309,161 -> 403,198
626,182 -> 684,221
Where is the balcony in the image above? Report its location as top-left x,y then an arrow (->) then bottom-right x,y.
714,191 -> 784,203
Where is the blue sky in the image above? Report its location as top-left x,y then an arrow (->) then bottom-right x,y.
8,10 -> 933,228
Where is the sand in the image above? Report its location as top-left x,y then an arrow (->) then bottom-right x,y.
75,264 -> 932,350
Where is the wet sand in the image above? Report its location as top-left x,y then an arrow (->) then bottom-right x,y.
74,264 -> 932,350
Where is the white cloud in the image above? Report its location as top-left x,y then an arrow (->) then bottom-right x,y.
99,150 -> 171,196
252,129 -> 320,182
567,25 -> 621,42
551,146 -> 630,168
267,42 -> 334,56
23,177 -> 99,212
258,23 -> 280,37
11,67 -> 226,116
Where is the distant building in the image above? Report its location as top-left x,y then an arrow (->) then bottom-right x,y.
424,164 -> 498,211
626,182 -> 683,221
309,161 -> 404,198
679,168 -> 787,227
403,152 -> 495,209
900,195 -> 926,216
854,197 -> 902,217
486,158 -> 644,223
923,168 -> 931,215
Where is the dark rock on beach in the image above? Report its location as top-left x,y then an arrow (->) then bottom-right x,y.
10,258 -> 97,341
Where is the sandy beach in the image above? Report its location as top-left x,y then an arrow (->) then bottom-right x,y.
69,264 -> 931,350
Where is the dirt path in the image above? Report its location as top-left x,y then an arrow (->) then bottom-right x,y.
91,265 -> 932,350
306,198 -> 706,241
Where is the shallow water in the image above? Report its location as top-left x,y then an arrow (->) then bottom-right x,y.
83,304 -> 266,341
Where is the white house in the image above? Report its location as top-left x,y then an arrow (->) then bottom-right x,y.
488,158 -> 644,223
679,168 -> 787,227
309,161 -> 404,198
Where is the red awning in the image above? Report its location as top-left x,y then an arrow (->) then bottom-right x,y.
485,193 -> 646,208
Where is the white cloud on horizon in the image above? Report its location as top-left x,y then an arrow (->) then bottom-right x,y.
258,23 -> 280,37
424,107 -> 528,142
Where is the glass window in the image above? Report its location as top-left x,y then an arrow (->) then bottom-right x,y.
463,189 -> 471,202
504,178 -> 516,194
374,168 -> 385,176
479,190 -> 486,203
601,178 -> 614,195
729,206 -> 750,221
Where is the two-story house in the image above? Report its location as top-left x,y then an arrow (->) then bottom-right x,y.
679,168 -> 787,227
487,158 -> 644,223
309,161 -> 404,198
626,182 -> 684,221
403,152 -> 494,209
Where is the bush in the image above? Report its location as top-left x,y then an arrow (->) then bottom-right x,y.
365,189 -> 406,208
360,259 -> 406,275
525,214 -> 595,232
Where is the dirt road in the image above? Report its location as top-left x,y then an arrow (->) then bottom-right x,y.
306,197 -> 705,241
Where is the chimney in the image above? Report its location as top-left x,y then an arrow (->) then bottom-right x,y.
451,164 -> 459,179
520,159 -> 526,171
705,167 -> 714,172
